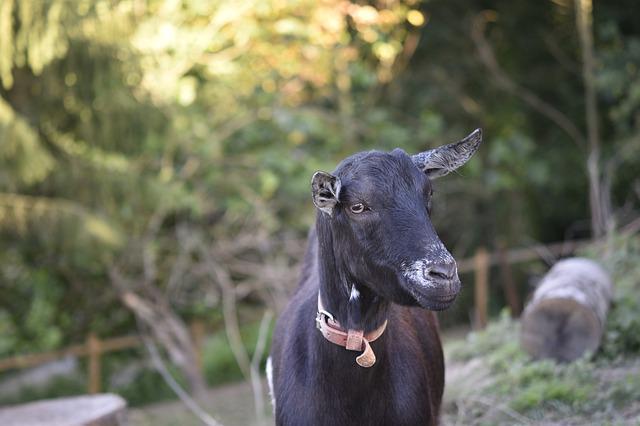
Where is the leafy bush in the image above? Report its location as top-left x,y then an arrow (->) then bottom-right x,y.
202,320 -> 274,386
593,236 -> 640,358
0,374 -> 85,406
111,366 -> 185,407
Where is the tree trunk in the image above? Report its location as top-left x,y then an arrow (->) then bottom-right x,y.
575,0 -> 612,237
520,258 -> 612,362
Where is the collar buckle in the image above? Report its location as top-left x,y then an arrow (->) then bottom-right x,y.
315,308 -> 334,330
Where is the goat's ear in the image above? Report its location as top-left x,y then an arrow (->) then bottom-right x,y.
311,171 -> 341,216
412,128 -> 482,179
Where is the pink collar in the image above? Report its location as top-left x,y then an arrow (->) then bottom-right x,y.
316,293 -> 387,367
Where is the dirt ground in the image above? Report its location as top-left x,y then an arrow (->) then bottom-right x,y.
129,380 -> 273,426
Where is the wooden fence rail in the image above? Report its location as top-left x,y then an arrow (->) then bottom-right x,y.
0,239 -> 590,393
461,238 -> 589,329
0,334 -> 141,395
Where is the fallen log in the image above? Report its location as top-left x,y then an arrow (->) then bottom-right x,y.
520,257 -> 612,362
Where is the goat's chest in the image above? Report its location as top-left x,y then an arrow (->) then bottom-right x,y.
277,357 -> 436,426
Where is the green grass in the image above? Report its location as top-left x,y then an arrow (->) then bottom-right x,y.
443,234 -> 640,425
445,312 -> 640,424
447,313 -> 595,411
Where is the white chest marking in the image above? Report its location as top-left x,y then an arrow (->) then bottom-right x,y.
266,356 -> 276,412
349,285 -> 360,301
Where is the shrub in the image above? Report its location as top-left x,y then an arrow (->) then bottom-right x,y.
202,320 -> 274,386
594,236 -> 640,358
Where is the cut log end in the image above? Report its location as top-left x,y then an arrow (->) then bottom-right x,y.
521,298 -> 601,362
520,257 -> 612,362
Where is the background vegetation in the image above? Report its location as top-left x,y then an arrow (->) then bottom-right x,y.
443,234 -> 640,425
0,0 -> 639,422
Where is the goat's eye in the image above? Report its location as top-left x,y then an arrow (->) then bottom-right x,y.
350,203 -> 367,214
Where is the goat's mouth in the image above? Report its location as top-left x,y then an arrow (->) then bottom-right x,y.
410,288 -> 459,311
399,276 -> 461,311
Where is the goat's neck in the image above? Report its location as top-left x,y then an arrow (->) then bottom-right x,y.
316,217 -> 389,333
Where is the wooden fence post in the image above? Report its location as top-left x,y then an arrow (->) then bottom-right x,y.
498,240 -> 521,317
474,247 -> 490,329
190,320 -> 206,372
87,333 -> 101,394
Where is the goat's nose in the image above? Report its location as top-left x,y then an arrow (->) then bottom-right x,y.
426,262 -> 457,281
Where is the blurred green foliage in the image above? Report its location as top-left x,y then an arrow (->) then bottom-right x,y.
202,320 -> 274,387
0,374 -> 86,406
586,236 -> 640,358
1,0 -> 445,355
111,360 -> 187,407
0,0 -> 639,398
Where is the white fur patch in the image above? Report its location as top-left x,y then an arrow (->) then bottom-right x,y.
349,285 -> 360,301
401,243 -> 456,288
266,356 -> 275,412
402,259 -> 437,288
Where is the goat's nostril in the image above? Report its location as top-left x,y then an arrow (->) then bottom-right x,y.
430,270 -> 449,280
427,263 -> 457,281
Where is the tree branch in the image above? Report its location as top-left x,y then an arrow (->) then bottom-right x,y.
575,0 -> 612,237
471,12 -> 586,149
250,310 -> 273,423
140,331 -> 223,426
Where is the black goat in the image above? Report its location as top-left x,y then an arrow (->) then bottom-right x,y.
268,129 -> 482,426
